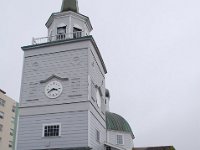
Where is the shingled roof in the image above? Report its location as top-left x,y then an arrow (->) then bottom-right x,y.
106,112 -> 135,139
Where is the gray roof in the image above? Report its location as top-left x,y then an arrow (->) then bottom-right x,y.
41,147 -> 91,150
133,146 -> 176,150
61,0 -> 79,13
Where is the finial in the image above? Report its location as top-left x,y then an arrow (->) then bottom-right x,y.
61,0 -> 79,13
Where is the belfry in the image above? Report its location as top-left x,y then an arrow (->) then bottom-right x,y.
16,0 -> 134,150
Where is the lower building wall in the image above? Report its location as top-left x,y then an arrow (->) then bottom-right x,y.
17,111 -> 88,150
88,111 -> 106,150
107,130 -> 133,150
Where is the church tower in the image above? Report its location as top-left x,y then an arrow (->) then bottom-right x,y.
17,0 -> 107,149
17,1 -> 134,150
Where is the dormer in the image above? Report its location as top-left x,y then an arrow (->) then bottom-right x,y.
45,0 -> 93,40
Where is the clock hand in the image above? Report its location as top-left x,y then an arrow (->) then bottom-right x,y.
48,89 -> 53,93
48,88 -> 57,93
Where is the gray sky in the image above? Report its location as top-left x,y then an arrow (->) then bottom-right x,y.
0,0 -> 200,149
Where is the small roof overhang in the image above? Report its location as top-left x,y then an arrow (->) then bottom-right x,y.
39,147 -> 92,150
105,142 -> 127,150
45,11 -> 93,32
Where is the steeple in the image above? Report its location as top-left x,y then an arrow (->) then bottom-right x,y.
61,0 -> 79,13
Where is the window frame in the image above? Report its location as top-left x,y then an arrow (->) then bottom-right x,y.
0,111 -> 4,119
96,129 -> 100,143
57,25 -> 67,40
57,26 -> 67,35
0,99 -> 5,107
42,123 -> 61,137
73,27 -> 82,38
10,128 -> 14,136
116,134 -> 124,145
12,105 -> 16,113
0,124 -> 3,131
11,117 -> 15,124
8,141 -> 13,148
106,146 -> 111,150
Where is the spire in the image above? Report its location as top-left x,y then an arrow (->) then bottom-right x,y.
61,0 -> 79,13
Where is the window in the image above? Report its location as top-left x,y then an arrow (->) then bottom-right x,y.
0,124 -> 3,131
117,135 -> 124,145
12,105 -> 16,113
57,26 -> 66,40
43,124 -> 61,137
8,141 -> 12,148
0,112 -> 4,119
0,99 -> 5,107
57,26 -> 66,34
106,146 -> 111,150
10,128 -> 14,136
96,130 -> 100,142
11,117 -> 15,124
96,88 -> 102,108
73,27 -> 82,38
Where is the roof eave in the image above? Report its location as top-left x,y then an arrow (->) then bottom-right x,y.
45,11 -> 93,31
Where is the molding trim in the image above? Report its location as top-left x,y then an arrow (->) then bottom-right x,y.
40,74 -> 69,83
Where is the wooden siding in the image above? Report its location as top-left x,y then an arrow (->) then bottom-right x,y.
88,111 -> 106,150
88,45 -> 106,118
17,35 -> 108,150
107,130 -> 133,150
17,111 -> 88,150
20,47 -> 88,107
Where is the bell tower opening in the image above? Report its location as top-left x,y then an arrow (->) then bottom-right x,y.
32,0 -> 93,45
73,27 -> 82,38
57,25 -> 67,40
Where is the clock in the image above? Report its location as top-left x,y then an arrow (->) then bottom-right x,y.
45,81 -> 63,99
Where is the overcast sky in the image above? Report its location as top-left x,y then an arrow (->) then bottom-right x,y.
1,0 -> 200,149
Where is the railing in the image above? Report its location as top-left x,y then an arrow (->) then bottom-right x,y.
32,31 -> 85,45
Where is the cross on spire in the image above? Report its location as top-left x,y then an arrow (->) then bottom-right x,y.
61,0 -> 79,13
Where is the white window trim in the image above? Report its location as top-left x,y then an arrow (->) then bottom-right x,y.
116,134 -> 124,145
57,23 -> 67,28
42,123 -> 61,137
57,25 -> 67,35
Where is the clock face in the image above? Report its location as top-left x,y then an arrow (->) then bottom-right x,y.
45,81 -> 63,99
